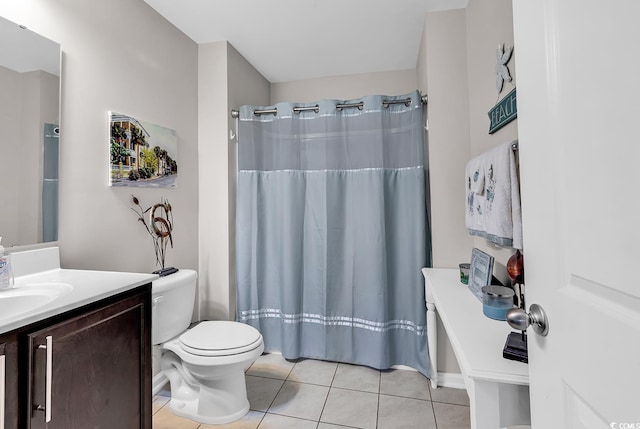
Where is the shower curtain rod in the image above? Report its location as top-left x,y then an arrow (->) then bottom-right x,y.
230,95 -> 428,118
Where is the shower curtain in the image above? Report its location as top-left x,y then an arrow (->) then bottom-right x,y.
42,123 -> 59,242
236,90 -> 432,376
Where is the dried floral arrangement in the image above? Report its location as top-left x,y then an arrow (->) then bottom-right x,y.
130,195 -> 176,276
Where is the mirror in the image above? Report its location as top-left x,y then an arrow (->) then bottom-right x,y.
0,16 -> 60,248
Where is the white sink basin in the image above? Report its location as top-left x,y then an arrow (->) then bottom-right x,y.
0,282 -> 73,323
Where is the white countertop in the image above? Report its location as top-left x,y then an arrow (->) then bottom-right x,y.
422,267 -> 529,385
0,268 -> 157,334
0,247 -> 157,334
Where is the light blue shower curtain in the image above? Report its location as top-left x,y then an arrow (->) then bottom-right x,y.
236,90 -> 432,377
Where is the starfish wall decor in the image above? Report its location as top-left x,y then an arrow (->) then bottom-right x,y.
495,43 -> 513,93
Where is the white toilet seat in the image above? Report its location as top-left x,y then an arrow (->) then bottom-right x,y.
179,321 -> 263,357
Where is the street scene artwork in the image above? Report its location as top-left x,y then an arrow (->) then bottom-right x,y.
109,112 -> 178,188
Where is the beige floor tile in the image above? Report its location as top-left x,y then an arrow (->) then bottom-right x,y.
287,358 -> 338,386
317,423 -> 360,429
429,384 -> 470,406
268,380 -> 329,421
247,353 -> 296,380
377,394 -> 436,429
152,395 -> 170,415
153,358 -> 468,429
258,413 -> 318,429
320,387 -> 378,429
198,410 -> 265,429
432,402 -> 471,429
152,406 -> 200,429
379,368 -> 430,400
246,375 -> 285,411
332,363 -> 380,393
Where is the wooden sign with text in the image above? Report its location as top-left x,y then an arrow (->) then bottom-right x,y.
488,88 -> 517,134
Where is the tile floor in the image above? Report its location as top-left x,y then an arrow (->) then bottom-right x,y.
152,353 -> 471,429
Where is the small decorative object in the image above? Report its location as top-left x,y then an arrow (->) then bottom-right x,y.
488,43 -> 517,134
503,331 -> 528,363
495,43 -> 513,94
110,112 -> 179,188
468,248 -> 495,302
504,249 -> 528,363
459,263 -> 471,284
507,249 -> 525,308
481,285 -> 515,320
130,195 -> 177,276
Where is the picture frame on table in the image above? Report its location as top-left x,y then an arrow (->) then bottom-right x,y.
468,248 -> 495,302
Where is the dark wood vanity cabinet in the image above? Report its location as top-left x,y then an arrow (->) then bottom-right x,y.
1,332 -> 20,429
1,284 -> 151,429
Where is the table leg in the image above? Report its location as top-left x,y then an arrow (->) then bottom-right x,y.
426,301 -> 438,389
468,379 -> 501,429
468,379 -> 531,429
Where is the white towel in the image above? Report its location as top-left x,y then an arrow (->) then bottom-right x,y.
465,141 -> 523,249
469,163 -> 485,195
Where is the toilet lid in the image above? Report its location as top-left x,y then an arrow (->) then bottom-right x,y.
179,321 -> 262,357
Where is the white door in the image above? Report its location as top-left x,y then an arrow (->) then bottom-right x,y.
513,1 -> 640,427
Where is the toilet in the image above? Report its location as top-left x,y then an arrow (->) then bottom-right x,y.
152,269 -> 264,424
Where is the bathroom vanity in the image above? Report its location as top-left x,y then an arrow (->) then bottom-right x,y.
0,248 -> 156,429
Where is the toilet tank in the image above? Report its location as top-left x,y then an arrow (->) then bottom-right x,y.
151,269 -> 197,345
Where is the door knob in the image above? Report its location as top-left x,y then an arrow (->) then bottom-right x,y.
506,304 -> 549,336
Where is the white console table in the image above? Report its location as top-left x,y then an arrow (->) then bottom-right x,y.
422,268 -> 531,429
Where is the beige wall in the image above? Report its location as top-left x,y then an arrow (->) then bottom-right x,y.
465,0 -> 518,281
198,41 -> 230,320
418,1 -> 518,373
198,41 -> 270,321
0,0 -> 199,274
271,69 -> 418,104
421,10 -> 473,270
418,8 -> 471,374
466,0 -> 517,156
0,66 -> 58,247
419,0 -> 518,278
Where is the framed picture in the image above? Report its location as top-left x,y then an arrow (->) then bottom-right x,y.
468,248 -> 495,302
109,112 -> 178,188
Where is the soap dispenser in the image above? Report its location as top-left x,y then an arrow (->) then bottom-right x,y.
0,237 -> 14,289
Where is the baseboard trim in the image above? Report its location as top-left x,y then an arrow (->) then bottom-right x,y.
258,352 -> 464,390
436,372 -> 466,390
152,373 -> 169,396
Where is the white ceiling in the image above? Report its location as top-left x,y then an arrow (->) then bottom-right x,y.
144,0 -> 468,83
